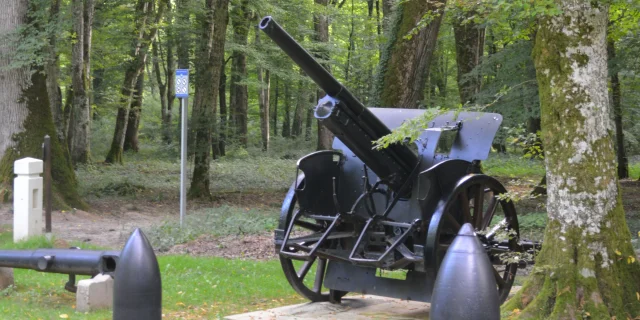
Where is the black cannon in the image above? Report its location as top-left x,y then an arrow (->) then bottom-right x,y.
0,248 -> 119,292
260,16 -> 539,304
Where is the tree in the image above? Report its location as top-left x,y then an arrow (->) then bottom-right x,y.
0,0 -> 84,208
503,2 -> 640,317
229,0 -> 251,148
608,38 -> 628,179
314,0 -> 334,150
105,0 -> 165,164
452,3 -> 485,105
123,75 -> 144,152
373,0 -> 446,107
68,0 -> 94,165
44,0 -> 65,143
188,0 -> 229,199
255,27 -> 270,151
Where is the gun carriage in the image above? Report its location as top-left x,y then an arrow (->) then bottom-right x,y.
260,16 -> 538,304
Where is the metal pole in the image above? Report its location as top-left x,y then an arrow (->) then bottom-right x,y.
180,98 -> 187,227
43,135 -> 52,234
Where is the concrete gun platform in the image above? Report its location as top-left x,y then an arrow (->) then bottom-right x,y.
225,295 -> 429,320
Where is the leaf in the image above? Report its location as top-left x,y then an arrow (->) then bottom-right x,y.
636,292 -> 639,301
615,249 -> 622,256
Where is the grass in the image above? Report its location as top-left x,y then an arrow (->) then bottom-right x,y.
146,205 -> 279,251
483,153 -> 546,179
0,230 -> 304,319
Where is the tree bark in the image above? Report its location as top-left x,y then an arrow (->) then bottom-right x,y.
218,63 -> 227,156
282,81 -> 291,138
68,0 -> 91,165
188,0 -> 229,199
504,2 -> 640,317
314,0 -> 334,150
229,0 -> 250,148
0,0 -> 85,208
373,0 -> 446,108
152,39 -> 169,144
607,39 -> 628,179
45,0 -> 65,143
381,0 -> 395,34
105,0 -> 164,164
258,69 -> 270,151
272,75 -> 278,137
453,7 -> 485,105
291,80 -> 307,138
124,74 -> 144,152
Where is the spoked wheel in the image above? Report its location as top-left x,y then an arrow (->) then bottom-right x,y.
425,174 -> 520,303
277,179 -> 348,302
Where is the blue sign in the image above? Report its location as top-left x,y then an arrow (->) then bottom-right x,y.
176,69 -> 189,98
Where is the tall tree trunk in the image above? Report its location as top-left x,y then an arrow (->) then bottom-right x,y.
453,8 -> 485,105
45,0 -> 65,143
188,0 -> 229,199
381,0 -> 395,34
68,0 -> 91,164
607,39 -> 628,179
230,0 -> 250,148
258,69 -> 270,151
291,80 -> 306,138
105,0 -> 164,164
84,0 -> 95,110
314,0 -> 334,150
373,0 -> 446,108
272,75 -> 278,137
218,63 -> 227,156
0,0 -> 85,208
282,81 -> 291,138
504,2 -> 640,317
124,74 -> 144,152
305,93 -> 313,141
152,39 -> 169,143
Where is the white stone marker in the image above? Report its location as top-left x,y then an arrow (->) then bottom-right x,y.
13,157 -> 44,243
76,274 -> 114,313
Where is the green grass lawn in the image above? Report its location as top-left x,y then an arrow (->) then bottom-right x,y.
0,231 -> 304,320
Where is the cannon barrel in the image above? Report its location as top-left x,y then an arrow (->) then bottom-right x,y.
259,16 -> 419,195
0,249 -> 119,276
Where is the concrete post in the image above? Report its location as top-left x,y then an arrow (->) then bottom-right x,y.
76,274 -> 114,312
13,157 -> 44,243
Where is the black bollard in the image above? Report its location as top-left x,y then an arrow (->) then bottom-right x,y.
113,229 -> 162,320
430,223 -> 500,320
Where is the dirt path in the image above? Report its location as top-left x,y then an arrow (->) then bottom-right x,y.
0,198 -> 171,249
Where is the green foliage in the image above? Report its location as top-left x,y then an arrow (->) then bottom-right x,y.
373,107 -> 450,149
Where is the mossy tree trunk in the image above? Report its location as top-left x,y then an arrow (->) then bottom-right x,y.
0,0 -> 85,208
373,0 -> 446,108
188,0 -> 229,199
503,2 -> 640,318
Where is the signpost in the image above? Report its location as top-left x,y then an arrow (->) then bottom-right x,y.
176,69 -> 189,227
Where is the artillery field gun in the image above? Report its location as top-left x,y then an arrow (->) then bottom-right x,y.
260,16 -> 539,304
